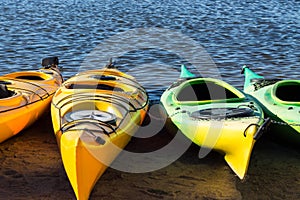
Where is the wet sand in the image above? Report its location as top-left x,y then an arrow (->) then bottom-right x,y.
0,110 -> 299,200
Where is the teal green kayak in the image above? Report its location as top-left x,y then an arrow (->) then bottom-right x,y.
160,65 -> 269,179
242,66 -> 300,145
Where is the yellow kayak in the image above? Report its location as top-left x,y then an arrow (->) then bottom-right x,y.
51,62 -> 149,200
0,57 -> 63,143
161,65 -> 270,179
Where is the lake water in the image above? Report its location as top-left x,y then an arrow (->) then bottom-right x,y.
0,0 -> 299,101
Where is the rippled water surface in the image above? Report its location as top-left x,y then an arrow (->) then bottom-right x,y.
0,0 -> 299,101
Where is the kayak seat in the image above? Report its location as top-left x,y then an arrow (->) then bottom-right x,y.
0,84 -> 15,98
275,84 -> 300,102
177,82 -> 239,102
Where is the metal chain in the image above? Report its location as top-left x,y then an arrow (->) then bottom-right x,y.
169,110 -> 190,118
170,110 -> 260,122
170,111 -> 300,127
270,119 -> 300,127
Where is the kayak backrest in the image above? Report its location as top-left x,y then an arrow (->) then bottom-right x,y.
42,57 -> 59,68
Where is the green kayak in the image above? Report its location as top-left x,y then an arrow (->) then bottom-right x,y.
242,66 -> 300,145
161,65 -> 269,179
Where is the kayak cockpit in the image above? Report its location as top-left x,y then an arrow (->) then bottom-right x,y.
4,71 -> 53,81
174,78 -> 245,105
0,83 -> 15,99
272,81 -> 300,104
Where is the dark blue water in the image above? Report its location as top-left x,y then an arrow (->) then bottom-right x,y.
0,0 -> 299,101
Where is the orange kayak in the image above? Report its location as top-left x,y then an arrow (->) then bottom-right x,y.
0,57 -> 63,143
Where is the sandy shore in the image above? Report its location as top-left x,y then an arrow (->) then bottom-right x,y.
0,110 -> 299,200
